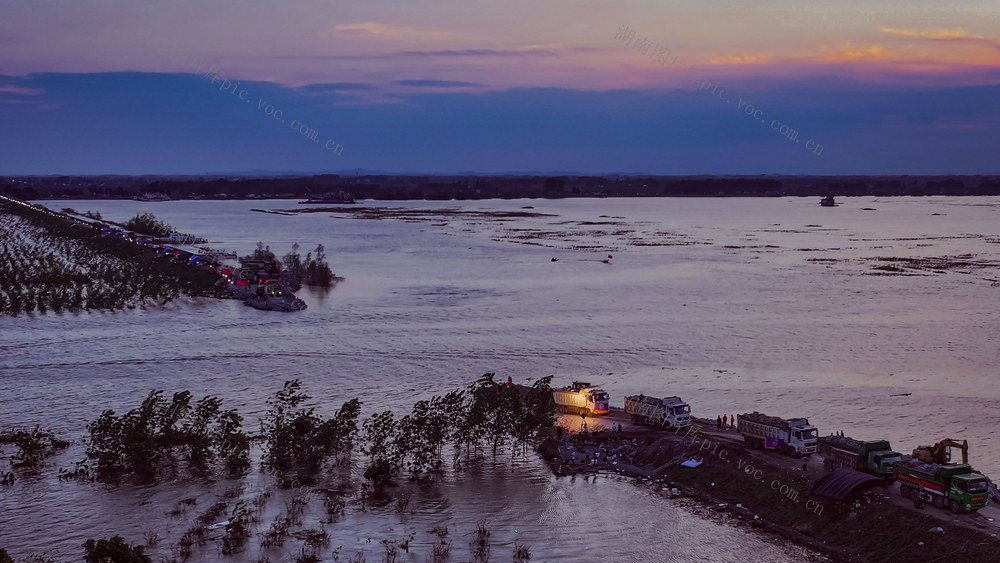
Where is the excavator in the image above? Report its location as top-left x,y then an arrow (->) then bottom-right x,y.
912,439 -> 968,464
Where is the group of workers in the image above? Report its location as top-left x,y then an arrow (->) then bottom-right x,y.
579,420 -> 624,435
715,414 -> 736,430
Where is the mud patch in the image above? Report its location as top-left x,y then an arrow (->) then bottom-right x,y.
858,254 -> 1000,277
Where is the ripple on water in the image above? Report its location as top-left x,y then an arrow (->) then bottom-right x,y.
3,197 -> 1000,559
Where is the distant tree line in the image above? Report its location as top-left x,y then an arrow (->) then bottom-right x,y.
8,174 -> 1000,201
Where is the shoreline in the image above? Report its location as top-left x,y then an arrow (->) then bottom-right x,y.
538,412 -> 1000,562
8,174 -> 1000,201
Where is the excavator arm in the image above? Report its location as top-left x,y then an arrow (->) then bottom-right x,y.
912,439 -> 969,464
936,439 -> 968,464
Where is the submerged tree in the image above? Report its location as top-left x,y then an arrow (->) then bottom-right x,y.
304,244 -> 335,286
282,243 -> 304,276
85,390 -> 250,477
82,535 -> 151,563
0,427 -> 70,472
260,379 -> 360,475
361,373 -> 556,486
281,243 -> 336,287
244,241 -> 277,262
465,373 -> 517,459
512,376 -> 555,454
397,390 -> 464,482
360,410 -> 401,486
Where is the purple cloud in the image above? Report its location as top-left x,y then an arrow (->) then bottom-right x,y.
394,79 -> 481,87
279,49 -> 558,61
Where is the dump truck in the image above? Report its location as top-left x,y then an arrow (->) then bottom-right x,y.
624,395 -> 691,430
552,382 -> 610,416
737,412 -> 818,456
896,458 -> 989,513
817,435 -> 902,481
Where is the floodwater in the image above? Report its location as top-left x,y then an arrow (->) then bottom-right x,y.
3,196 -> 1000,561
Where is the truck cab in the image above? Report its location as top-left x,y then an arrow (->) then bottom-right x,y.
588,389 -> 610,414
789,423 -> 818,455
952,474 -> 990,512
869,450 -> 902,477
663,397 -> 691,428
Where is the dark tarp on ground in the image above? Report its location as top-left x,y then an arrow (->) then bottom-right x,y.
811,469 -> 885,501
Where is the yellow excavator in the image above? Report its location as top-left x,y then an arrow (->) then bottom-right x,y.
912,439 -> 968,465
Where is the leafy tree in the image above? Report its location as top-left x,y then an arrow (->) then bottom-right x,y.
260,380 -> 360,473
512,376 -> 555,454
361,410 -> 401,485
1,427 -> 70,471
217,409 -> 251,473
466,373 -> 516,459
124,212 -> 172,237
304,244 -> 335,286
397,390 -> 464,482
242,241 -> 277,263
85,390 -> 249,476
282,243 -> 304,277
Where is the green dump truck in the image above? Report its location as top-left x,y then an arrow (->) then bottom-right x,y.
896,458 -> 989,513
817,435 -> 902,482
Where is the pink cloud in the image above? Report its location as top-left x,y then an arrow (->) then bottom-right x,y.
0,85 -> 44,95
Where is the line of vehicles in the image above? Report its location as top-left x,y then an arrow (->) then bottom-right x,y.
93,223 -> 212,266
551,381 -> 991,513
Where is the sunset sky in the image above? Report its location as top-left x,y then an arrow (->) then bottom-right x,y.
2,0 -> 999,174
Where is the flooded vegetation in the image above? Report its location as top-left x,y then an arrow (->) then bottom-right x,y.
2,375 -> 558,561
4,197 -> 1000,561
245,243 -> 338,288
0,427 -> 69,479
0,198 -> 224,316
85,390 -> 251,477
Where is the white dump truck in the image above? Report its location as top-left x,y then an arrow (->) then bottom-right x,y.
552,381 -> 610,416
737,412 -> 818,456
624,394 -> 691,430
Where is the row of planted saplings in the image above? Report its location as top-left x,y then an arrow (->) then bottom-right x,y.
0,204 -> 213,315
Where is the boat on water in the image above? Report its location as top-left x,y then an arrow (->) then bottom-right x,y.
155,231 -> 208,245
819,195 -> 837,207
134,193 -> 171,202
298,190 -> 356,204
244,284 -> 307,312
197,247 -> 238,260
